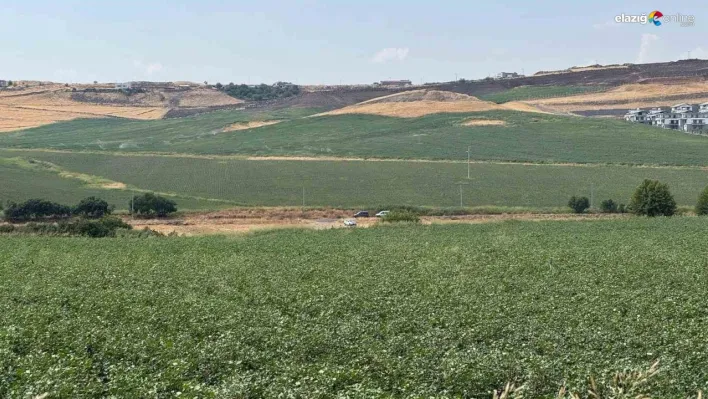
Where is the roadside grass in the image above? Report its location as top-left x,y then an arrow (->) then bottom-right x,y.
3,150 -> 708,209
3,219 -> 708,397
6,110 -> 708,165
479,85 -> 609,103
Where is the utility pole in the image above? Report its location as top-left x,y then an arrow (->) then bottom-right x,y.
455,72 -> 458,82
302,186 -> 305,208
590,183 -> 595,209
459,184 -> 463,207
466,146 -> 471,179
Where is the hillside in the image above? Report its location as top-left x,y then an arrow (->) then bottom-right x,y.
0,83 -> 242,131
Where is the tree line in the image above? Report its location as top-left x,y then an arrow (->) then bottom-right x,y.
215,81 -> 300,101
568,179 -> 708,216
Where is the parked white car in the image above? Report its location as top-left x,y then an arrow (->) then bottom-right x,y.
343,219 -> 357,227
375,210 -> 390,217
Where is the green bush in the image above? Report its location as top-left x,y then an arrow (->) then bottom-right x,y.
221,81 -> 300,101
130,193 -> 177,217
74,196 -> 113,218
629,179 -> 677,217
0,217 -> 132,237
599,199 -> 618,213
695,186 -> 708,215
568,196 -> 590,213
381,210 -> 420,223
618,203 -> 627,213
3,198 -> 72,221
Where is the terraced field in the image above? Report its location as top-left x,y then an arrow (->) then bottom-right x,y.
478,85 -> 608,103
3,150 -> 708,209
3,219 -> 708,397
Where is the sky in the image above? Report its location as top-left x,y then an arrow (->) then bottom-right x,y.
1,0 -> 707,85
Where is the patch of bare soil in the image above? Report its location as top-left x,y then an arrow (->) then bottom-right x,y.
223,120 -> 282,132
126,209 -> 627,236
461,119 -> 507,127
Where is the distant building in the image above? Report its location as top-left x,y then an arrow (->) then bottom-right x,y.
115,82 -> 133,90
625,103 -> 708,133
377,80 -> 412,87
0,80 -> 8,88
496,72 -> 521,79
624,108 -> 648,123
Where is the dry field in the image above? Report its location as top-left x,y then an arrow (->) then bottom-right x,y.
0,84 -> 241,132
223,120 -> 282,132
314,89 -> 547,118
461,118 -> 507,126
527,81 -> 708,112
534,64 -> 630,76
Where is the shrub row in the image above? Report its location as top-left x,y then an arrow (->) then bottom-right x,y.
569,179 -> 680,217
3,193 -> 178,222
0,217 -> 132,237
3,196 -> 112,221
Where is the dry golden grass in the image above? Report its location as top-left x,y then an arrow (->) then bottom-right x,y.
500,101 -> 552,114
534,64 -> 630,76
528,82 -> 708,112
0,85 -> 241,131
223,120 -> 282,132
461,119 -> 507,126
315,90 -> 549,118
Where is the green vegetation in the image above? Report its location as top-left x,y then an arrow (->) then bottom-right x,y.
5,150 -> 708,209
0,155 -> 236,210
73,196 -> 112,218
0,216 -> 132,237
600,199 -> 619,213
130,192 -> 177,217
7,110 -> 708,165
695,186 -> 708,215
220,81 -> 300,101
3,219 -> 708,397
567,195 -> 590,213
3,199 -> 72,221
479,85 -> 608,103
629,179 -> 677,217
380,210 -> 420,223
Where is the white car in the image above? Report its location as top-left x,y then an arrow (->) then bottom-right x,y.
343,219 -> 357,227
375,210 -> 390,217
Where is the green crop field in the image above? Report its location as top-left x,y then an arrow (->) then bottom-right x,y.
5,110 -> 708,165
0,156 -> 228,210
3,150 -> 708,209
3,219 -> 708,397
478,85 -> 608,103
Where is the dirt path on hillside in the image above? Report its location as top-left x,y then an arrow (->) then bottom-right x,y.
126,209 -> 628,236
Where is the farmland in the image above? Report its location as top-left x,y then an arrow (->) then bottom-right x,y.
3,219 -> 708,397
4,150 -> 708,209
478,85 -> 608,103
6,110 -> 708,165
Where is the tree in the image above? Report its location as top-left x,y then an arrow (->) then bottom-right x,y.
130,193 -> 177,217
695,186 -> 708,215
7,80 -> 12,87
215,82 -> 223,90
3,199 -> 72,221
74,196 -> 112,218
568,196 -> 590,213
629,179 -> 676,217
600,199 -> 618,213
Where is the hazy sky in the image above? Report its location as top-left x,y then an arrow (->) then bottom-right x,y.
1,0 -> 706,84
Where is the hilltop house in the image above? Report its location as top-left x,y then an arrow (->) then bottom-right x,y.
0,80 -> 8,88
496,72 -> 521,79
377,80 -> 412,87
115,82 -> 133,90
625,103 -> 708,133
